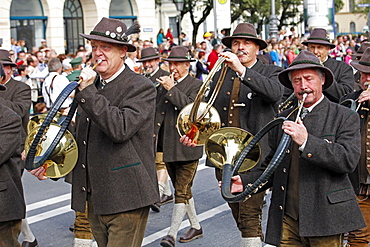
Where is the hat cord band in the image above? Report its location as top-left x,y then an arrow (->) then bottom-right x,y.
142,54 -> 159,59
90,31 -> 129,42
308,37 -> 330,42
169,56 -> 189,59
232,33 -> 257,38
359,61 -> 370,66
0,58 -> 12,63
289,60 -> 322,67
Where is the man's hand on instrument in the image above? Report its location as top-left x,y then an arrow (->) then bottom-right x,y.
218,175 -> 244,193
78,67 -> 97,91
29,166 -> 48,181
220,51 -> 245,77
282,118 -> 308,146
358,89 -> 370,104
180,135 -> 197,147
157,74 -> 175,91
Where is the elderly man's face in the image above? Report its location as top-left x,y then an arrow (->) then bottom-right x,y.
169,61 -> 190,81
290,68 -> 325,108
231,38 -> 259,67
142,58 -> 159,74
360,72 -> 370,90
1,65 -> 13,83
307,44 -> 330,63
91,40 -> 127,80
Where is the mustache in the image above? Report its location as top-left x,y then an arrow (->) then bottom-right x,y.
298,90 -> 313,95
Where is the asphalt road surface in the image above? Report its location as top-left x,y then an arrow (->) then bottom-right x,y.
21,155 -> 274,246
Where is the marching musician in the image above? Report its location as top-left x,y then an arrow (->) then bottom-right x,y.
32,17 -> 158,247
156,46 -> 203,247
302,28 -> 354,102
137,47 -> 174,213
340,47 -> 370,246
230,50 -> 365,247
194,22 -> 284,246
0,64 -> 26,247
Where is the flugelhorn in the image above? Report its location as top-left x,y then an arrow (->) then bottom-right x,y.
176,53 -> 241,145
25,60 -> 101,178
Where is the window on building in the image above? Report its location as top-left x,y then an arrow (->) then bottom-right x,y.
10,0 -> 46,53
109,0 -> 137,26
350,22 -> 356,33
349,0 -> 355,12
64,0 -> 84,54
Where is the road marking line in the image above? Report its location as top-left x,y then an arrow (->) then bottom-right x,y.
142,203 -> 229,246
26,193 -> 71,212
27,205 -> 73,224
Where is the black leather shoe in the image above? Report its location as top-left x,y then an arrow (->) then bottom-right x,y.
22,239 -> 38,247
160,194 -> 174,205
179,227 -> 203,243
150,203 -> 160,212
160,235 -> 175,247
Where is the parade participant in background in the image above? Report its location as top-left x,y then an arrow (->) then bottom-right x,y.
302,28 -> 354,102
156,46 -> 203,247
66,57 -> 83,82
137,47 -> 173,213
340,47 -> 370,247
230,50 -> 365,247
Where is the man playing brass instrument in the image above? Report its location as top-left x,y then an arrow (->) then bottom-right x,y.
137,47 -> 173,213
183,22 -> 284,246
156,46 -> 203,247
340,47 -> 370,246
230,50 -> 365,247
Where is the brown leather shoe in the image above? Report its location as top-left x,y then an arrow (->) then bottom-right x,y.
179,227 -> 203,243
160,235 -> 175,247
22,239 -> 38,247
160,194 -> 174,205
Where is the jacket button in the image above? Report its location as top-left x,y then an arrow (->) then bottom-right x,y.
279,205 -> 283,210
161,112 -> 165,115
157,123 -> 161,126
232,99 -> 235,103
230,113 -> 233,117
168,93 -> 172,96
82,164 -> 86,169
83,140 -> 86,145
226,92 -> 231,95
307,153 -> 312,157
164,100 -> 168,103
223,107 -> 227,111
231,77 -> 235,80
221,123 -> 225,127
81,98 -> 86,103
283,168 -> 287,173
247,78 -> 251,81
82,187 -> 86,191
286,149 -> 290,154
281,186 -> 285,191
153,134 -> 156,137
229,121 -> 233,124
361,115 -> 364,118
86,118 -> 89,122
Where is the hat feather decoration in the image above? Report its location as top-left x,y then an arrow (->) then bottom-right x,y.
121,22 -> 141,42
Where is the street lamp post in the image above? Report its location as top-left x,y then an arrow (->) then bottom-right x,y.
174,0 -> 184,45
269,0 -> 279,41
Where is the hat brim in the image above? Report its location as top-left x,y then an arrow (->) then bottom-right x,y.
137,55 -> 162,62
162,58 -> 196,62
222,36 -> 267,50
278,64 -> 334,90
79,33 -> 136,52
351,60 -> 370,73
1,61 -> 17,67
302,40 -> 335,49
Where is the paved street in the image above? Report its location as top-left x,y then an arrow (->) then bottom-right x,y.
21,155 -> 273,246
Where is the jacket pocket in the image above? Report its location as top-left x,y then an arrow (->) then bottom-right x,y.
327,187 -> 354,204
0,181 -> 7,191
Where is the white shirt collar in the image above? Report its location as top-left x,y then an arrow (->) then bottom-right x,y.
104,63 -> 126,84
305,94 -> 324,112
